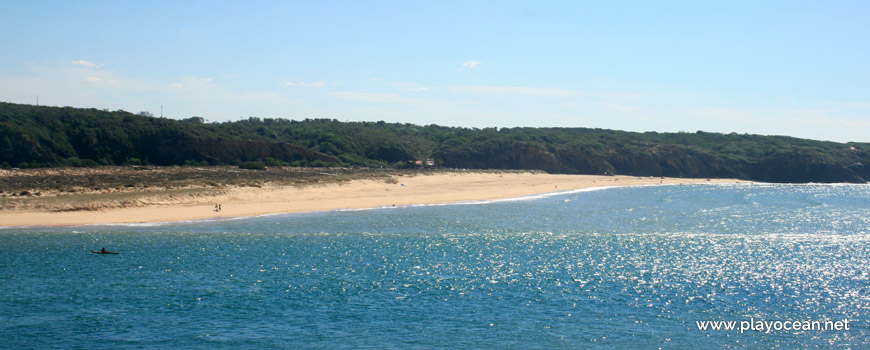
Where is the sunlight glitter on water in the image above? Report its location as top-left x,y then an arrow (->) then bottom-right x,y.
1,184 -> 868,349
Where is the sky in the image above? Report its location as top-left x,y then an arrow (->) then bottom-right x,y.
1,1 -> 868,142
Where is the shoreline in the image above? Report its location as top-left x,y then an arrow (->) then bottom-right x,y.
0,172 -> 751,228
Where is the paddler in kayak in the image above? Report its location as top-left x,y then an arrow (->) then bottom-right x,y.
91,247 -> 118,254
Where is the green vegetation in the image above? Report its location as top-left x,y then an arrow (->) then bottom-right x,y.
1,102 -> 868,183
238,161 -> 266,170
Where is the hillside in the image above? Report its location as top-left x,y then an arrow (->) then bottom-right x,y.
1,102 -> 868,183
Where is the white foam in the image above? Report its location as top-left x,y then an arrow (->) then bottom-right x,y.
334,185 -> 623,212
424,185 -> 620,206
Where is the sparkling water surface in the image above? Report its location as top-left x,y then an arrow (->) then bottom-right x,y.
1,184 -> 869,349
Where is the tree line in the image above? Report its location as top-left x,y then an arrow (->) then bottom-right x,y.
1,102 -> 868,183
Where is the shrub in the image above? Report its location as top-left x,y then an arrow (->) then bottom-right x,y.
264,157 -> 283,167
79,159 -> 100,167
238,161 -> 266,170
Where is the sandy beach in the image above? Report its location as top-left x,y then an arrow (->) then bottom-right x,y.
0,171 -> 749,228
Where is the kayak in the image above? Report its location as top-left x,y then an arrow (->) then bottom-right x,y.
91,250 -> 119,254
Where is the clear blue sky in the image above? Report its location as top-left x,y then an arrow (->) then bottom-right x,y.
1,1 -> 868,142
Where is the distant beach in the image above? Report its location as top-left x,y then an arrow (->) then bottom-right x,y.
0,167 -> 750,228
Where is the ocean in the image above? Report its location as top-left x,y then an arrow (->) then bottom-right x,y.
1,184 -> 868,349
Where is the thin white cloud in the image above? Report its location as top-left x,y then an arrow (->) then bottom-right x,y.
200,77 -> 213,82
828,101 -> 870,109
462,60 -> 481,69
371,78 -> 429,92
793,115 -> 870,129
605,104 -> 641,113
0,62 -> 305,122
447,85 -> 578,98
393,82 -> 429,92
331,91 -> 428,105
593,91 -> 646,100
72,60 -> 98,68
286,81 -> 325,87
694,107 -> 758,123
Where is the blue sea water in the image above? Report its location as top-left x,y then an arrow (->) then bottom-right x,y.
1,184 -> 869,349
